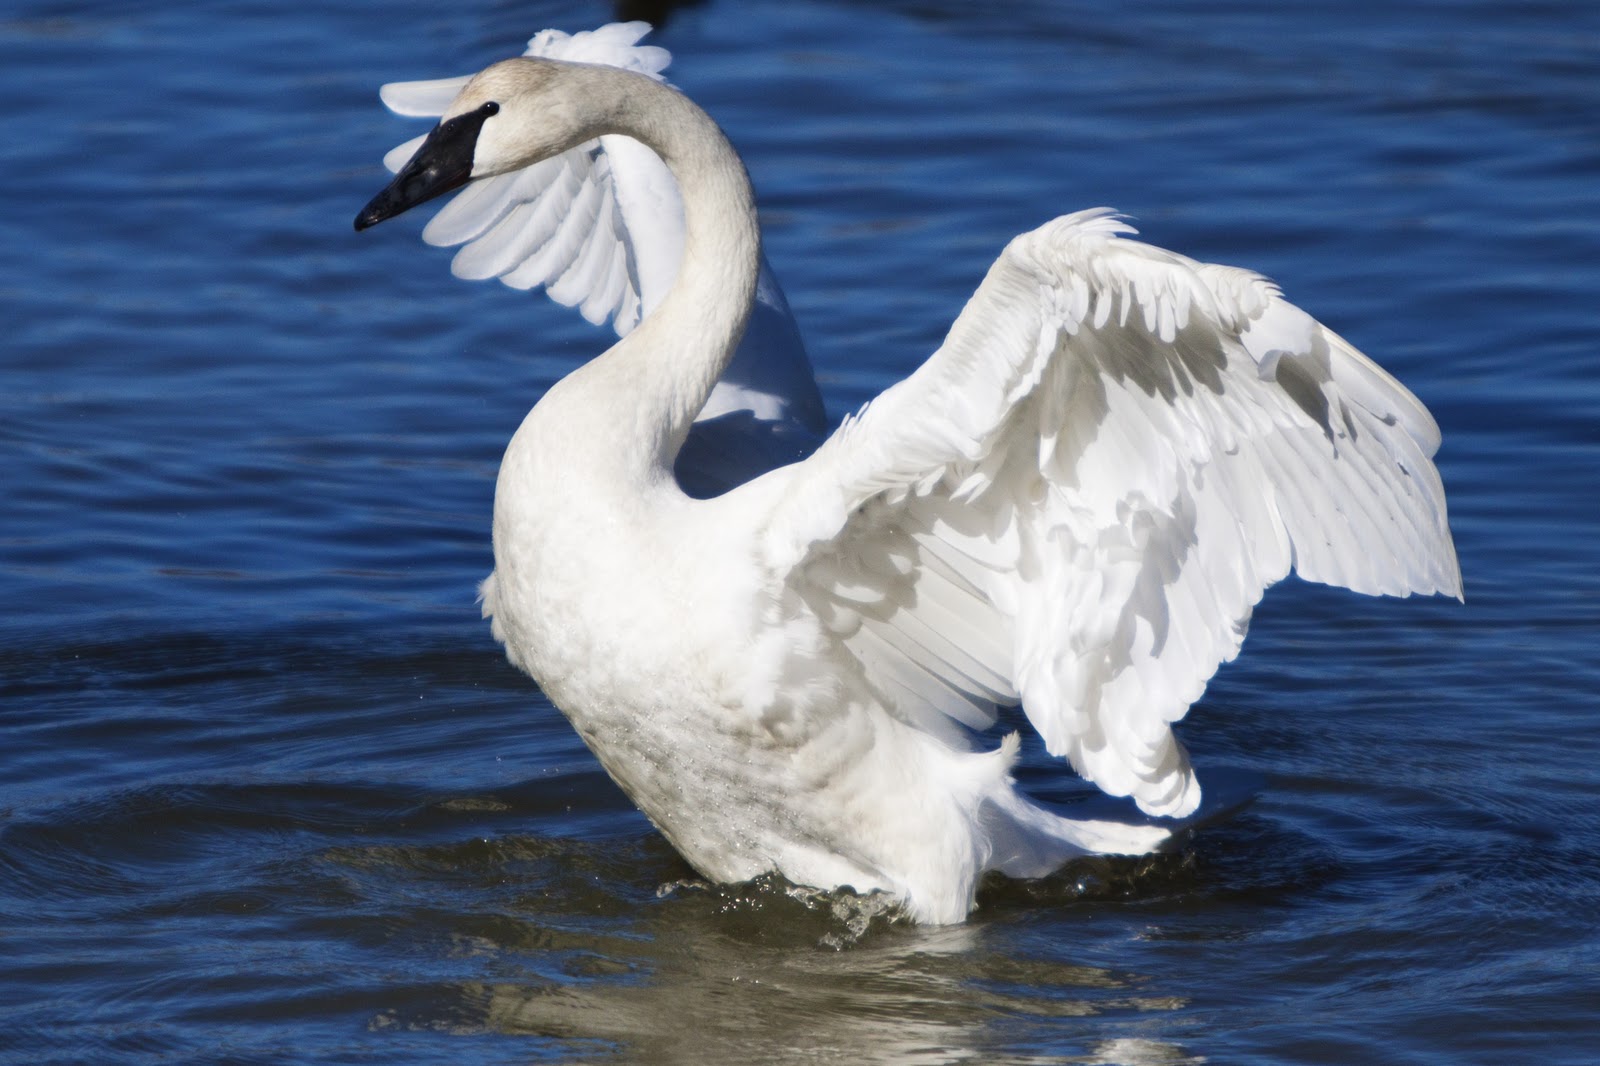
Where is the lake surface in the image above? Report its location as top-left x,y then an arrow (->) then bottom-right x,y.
4,1 -> 1598,1062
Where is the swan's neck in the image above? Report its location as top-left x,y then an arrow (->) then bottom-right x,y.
532,69 -> 759,488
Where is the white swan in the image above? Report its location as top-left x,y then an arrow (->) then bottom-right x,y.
355,33 -> 1461,924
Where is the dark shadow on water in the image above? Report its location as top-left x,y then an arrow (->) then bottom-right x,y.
978,812 -> 1347,921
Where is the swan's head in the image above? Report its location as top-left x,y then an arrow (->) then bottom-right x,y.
355,58 -> 605,231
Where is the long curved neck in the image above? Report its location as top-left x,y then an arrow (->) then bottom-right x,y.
537,66 -> 759,488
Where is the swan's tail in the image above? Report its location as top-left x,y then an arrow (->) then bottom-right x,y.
981,765 -> 1264,879
982,788 -> 1171,879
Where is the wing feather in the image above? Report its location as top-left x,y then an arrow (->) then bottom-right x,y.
373,23 -> 830,439
377,23 -> 673,334
763,209 -> 1460,817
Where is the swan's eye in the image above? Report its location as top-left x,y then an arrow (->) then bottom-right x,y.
479,101 -> 500,118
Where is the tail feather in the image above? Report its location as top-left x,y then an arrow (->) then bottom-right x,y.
982,765 -> 1265,879
981,788 -> 1170,879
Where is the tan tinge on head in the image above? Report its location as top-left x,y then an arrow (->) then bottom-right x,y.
443,58 -> 653,181
443,58 -> 560,121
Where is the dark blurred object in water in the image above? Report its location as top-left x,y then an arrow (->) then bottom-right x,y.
614,0 -> 706,30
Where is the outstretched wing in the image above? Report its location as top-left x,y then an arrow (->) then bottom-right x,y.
375,21 -> 828,488
379,22 -> 678,334
762,209 -> 1460,817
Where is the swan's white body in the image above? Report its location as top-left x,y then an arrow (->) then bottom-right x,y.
361,26 -> 1461,924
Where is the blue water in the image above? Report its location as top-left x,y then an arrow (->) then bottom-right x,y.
4,1 -> 1598,1062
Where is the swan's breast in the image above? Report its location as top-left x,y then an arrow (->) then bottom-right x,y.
487,437 -> 762,718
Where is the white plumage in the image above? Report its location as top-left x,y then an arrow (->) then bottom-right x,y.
358,25 -> 1460,923
377,23 -> 824,439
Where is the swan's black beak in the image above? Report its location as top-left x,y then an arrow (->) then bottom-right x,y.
354,101 -> 500,231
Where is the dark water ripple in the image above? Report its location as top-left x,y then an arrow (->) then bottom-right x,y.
5,0 -> 1600,1062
